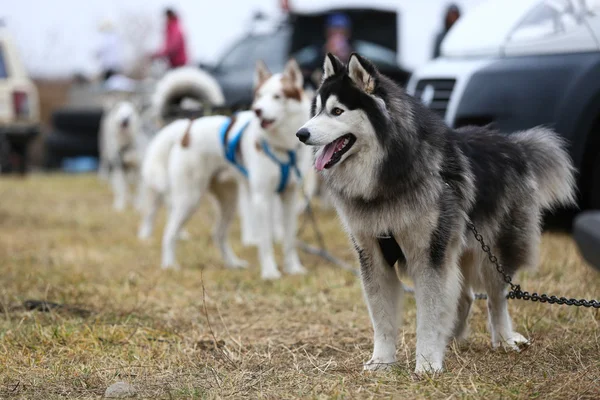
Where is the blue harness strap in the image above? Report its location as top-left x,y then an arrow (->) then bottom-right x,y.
260,139 -> 302,193
220,117 -> 251,177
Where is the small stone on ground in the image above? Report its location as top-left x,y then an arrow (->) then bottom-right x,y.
104,381 -> 137,398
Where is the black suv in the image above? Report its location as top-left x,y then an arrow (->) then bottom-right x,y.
201,9 -> 411,110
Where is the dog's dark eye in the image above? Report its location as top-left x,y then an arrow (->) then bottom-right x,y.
332,107 -> 344,116
274,94 -> 281,100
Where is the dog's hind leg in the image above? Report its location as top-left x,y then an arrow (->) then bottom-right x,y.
484,208 -> 535,351
210,180 -> 248,269
280,188 -> 306,275
252,191 -> 281,280
138,185 -> 162,240
272,197 -> 284,245
111,167 -> 129,211
483,271 -> 530,351
161,188 -> 202,270
452,250 -> 477,342
355,236 -> 403,371
239,182 -> 259,247
164,192 -> 191,241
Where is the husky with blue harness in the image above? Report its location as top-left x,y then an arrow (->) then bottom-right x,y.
153,59 -> 312,279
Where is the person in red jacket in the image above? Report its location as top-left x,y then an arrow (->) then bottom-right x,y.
151,8 -> 188,68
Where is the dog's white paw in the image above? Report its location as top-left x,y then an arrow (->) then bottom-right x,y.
285,263 -> 307,275
414,360 -> 443,374
113,201 -> 126,212
363,357 -> 396,372
177,230 -> 191,241
161,262 -> 180,271
225,258 -> 249,269
493,332 -> 530,352
241,235 -> 259,247
261,268 -> 282,280
138,229 -> 151,241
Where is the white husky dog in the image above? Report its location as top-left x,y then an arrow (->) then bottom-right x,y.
139,60 -> 312,278
98,101 -> 145,211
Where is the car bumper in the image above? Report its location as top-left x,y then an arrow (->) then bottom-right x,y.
406,57 -> 495,127
0,124 -> 40,144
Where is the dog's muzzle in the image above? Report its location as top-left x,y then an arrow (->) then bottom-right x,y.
296,128 -> 310,143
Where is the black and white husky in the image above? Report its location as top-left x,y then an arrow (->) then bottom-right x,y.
296,53 -> 576,373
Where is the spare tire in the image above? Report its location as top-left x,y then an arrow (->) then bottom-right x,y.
151,67 -> 225,127
52,108 -> 104,137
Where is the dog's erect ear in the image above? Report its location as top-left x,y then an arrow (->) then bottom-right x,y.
323,53 -> 343,81
284,58 -> 303,89
348,53 -> 377,94
254,60 -> 272,90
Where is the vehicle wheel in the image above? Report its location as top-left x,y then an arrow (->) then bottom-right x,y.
0,134 -> 11,173
573,211 -> 600,272
589,151 -> 600,209
52,108 -> 104,137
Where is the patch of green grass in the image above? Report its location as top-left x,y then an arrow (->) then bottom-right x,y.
0,174 -> 599,399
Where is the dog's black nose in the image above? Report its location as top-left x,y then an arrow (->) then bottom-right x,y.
121,118 -> 130,128
253,108 -> 262,118
296,128 -> 310,143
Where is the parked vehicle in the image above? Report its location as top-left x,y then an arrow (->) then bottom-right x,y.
574,211 -> 600,272
202,7 -> 411,110
0,23 -> 40,173
407,0 -> 600,213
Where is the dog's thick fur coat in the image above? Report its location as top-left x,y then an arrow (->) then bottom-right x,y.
297,53 -> 576,373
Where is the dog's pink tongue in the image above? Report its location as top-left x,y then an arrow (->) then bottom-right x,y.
315,143 -> 337,171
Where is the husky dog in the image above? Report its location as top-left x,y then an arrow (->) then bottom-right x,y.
296,53 -> 576,373
140,59 -> 313,279
98,101 -> 145,211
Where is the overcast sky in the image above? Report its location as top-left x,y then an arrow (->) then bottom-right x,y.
3,0 -> 485,78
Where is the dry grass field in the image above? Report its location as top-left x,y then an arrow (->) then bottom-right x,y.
0,174 -> 599,399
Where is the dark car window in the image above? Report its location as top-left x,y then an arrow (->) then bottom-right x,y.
217,38 -> 258,70
216,30 -> 289,71
0,45 -> 8,79
354,40 -> 399,69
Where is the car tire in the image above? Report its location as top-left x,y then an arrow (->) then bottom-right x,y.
573,211 -> 600,272
589,152 -> 600,210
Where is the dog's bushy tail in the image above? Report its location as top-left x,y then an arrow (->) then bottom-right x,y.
151,66 -> 225,127
511,127 -> 577,210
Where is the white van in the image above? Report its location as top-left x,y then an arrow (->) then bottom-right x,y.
0,22 -> 40,173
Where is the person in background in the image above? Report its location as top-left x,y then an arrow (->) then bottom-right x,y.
324,13 -> 354,64
432,4 -> 461,59
96,20 -> 124,81
151,8 -> 188,69
304,13 -> 354,89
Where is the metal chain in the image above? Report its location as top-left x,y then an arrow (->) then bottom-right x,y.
467,221 -> 600,309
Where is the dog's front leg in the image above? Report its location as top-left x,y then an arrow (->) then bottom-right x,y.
354,235 -> 403,371
411,252 -> 462,374
239,182 -> 259,247
280,188 -> 306,275
252,191 -> 281,280
110,167 -> 128,211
